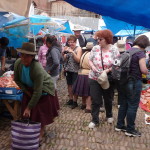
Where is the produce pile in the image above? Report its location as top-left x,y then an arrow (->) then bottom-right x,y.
0,76 -> 19,89
0,71 -> 19,89
140,87 -> 150,112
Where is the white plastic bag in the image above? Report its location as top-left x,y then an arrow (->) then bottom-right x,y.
145,114 -> 150,124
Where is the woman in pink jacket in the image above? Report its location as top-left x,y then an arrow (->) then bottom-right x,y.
38,34 -> 49,69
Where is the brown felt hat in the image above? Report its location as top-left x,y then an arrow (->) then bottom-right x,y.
17,42 -> 37,55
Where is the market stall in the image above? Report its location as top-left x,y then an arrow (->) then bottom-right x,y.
139,81 -> 150,124
0,72 -> 22,120
140,85 -> 150,112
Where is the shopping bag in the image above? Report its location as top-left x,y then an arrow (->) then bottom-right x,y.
11,120 -> 41,150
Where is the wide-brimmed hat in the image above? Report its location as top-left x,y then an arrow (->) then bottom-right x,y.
82,42 -> 94,50
17,42 -> 37,55
117,40 -> 125,52
72,25 -> 83,31
97,70 -> 110,89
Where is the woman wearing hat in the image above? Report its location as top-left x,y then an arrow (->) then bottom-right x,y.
14,42 -> 59,140
72,42 -> 94,112
88,29 -> 120,129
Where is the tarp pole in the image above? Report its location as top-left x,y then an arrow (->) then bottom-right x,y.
133,25 -> 136,37
33,27 -> 36,52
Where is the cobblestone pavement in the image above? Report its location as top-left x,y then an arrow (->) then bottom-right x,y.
0,78 -> 150,150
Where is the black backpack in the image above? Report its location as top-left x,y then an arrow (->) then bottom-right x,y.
111,49 -> 141,84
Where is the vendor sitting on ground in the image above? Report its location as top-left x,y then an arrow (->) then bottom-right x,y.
14,42 -> 59,140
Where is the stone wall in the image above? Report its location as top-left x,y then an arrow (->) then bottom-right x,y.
33,0 -> 100,18
33,0 -> 49,10
49,1 -> 100,18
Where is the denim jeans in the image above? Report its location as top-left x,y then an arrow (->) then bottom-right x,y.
117,78 -> 142,132
89,78 -> 114,124
115,80 -> 121,105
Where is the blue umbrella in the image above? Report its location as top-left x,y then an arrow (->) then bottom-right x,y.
0,12 -> 10,28
0,15 -> 64,48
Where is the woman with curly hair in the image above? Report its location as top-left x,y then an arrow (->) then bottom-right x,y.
88,29 -> 120,128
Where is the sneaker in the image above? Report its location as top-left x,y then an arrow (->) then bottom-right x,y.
71,102 -> 78,109
125,130 -> 141,137
100,107 -> 105,112
107,117 -> 114,124
66,99 -> 73,105
115,126 -> 127,132
88,122 -> 96,129
118,105 -> 120,109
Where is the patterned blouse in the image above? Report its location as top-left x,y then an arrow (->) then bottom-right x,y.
89,44 -> 119,80
64,46 -> 80,73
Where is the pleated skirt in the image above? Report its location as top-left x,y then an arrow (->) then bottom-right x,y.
73,74 -> 90,97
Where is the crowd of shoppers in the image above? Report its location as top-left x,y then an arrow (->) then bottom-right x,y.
2,29 -> 149,148
37,30 -> 149,138
62,31 -> 149,138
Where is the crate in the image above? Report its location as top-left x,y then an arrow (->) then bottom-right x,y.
0,87 -> 22,95
0,93 -> 23,101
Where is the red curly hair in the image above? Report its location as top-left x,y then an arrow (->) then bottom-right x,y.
95,29 -> 113,44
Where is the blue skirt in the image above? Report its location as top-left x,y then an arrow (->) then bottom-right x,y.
73,74 -> 90,97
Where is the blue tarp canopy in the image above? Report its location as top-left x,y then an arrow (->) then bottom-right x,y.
0,15 -> 66,48
3,15 -> 52,35
58,21 -> 73,34
115,30 -> 148,37
102,16 -> 149,37
0,12 -> 10,28
50,18 -> 73,34
65,0 -> 150,29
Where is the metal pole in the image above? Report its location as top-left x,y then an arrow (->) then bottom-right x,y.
133,25 -> 136,37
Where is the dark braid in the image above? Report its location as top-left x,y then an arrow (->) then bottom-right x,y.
46,35 -> 59,57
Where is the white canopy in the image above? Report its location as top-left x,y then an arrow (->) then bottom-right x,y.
0,0 -> 31,17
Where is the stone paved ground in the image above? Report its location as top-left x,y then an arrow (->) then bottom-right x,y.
0,77 -> 150,150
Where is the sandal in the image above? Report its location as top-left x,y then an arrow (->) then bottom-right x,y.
81,105 -> 86,110
39,139 -> 43,147
85,109 -> 91,113
39,143 -> 42,147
